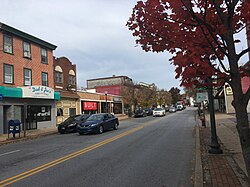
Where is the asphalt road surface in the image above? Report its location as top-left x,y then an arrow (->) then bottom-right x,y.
0,107 -> 196,187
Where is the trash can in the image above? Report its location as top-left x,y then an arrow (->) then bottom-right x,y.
8,120 -> 21,138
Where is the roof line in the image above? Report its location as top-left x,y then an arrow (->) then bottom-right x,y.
0,22 -> 57,50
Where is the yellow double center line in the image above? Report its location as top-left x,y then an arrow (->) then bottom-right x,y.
0,125 -> 145,187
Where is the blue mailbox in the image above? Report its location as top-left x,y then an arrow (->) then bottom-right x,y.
8,120 -> 21,138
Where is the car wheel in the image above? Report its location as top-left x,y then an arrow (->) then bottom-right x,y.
98,125 -> 104,134
113,123 -> 118,130
79,132 -> 84,135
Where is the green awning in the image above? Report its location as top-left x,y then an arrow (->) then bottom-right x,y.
0,86 -> 22,98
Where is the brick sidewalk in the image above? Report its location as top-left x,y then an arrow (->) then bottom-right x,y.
200,126 -> 243,187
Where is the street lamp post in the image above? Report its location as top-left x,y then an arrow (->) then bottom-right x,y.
207,77 -> 223,154
105,92 -> 108,113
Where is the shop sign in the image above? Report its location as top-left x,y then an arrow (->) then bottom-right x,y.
113,97 -> 122,102
21,86 -> 54,99
84,102 -> 97,110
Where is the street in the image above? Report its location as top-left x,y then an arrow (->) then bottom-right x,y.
0,108 -> 196,187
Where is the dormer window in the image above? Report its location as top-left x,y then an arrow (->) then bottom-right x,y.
23,41 -> 31,58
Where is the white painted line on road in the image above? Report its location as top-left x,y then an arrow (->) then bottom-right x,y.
0,150 -> 20,157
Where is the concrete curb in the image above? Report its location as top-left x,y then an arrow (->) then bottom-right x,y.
0,130 -> 58,146
194,115 -> 203,187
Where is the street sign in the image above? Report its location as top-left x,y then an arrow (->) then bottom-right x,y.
196,92 -> 208,103
0,94 -> 3,101
197,87 -> 207,91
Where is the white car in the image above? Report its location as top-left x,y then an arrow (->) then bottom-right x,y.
153,108 -> 166,117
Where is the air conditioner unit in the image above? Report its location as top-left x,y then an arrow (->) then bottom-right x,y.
24,51 -> 31,58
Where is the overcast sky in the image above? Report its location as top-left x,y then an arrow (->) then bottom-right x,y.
0,0 -> 182,91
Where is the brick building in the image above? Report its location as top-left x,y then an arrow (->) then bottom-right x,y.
86,76 -> 131,113
53,57 -> 80,124
0,22 -> 59,134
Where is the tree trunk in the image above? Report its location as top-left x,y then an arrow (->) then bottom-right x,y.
231,62 -> 250,177
226,29 -> 250,177
234,100 -> 250,177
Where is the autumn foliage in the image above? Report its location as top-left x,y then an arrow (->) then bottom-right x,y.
127,0 -> 250,88
127,0 -> 250,177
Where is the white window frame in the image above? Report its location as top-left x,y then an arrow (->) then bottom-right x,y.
23,41 -> 31,58
4,64 -> 14,84
24,68 -> 32,86
42,72 -> 48,86
41,48 -> 48,64
3,34 -> 13,54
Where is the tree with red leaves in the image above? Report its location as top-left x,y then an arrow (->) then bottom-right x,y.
127,0 -> 250,176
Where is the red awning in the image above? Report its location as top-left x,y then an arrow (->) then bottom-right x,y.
84,102 -> 97,110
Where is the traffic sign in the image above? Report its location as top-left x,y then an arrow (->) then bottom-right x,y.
196,92 -> 208,102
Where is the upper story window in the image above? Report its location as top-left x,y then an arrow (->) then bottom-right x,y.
24,68 -> 32,86
3,34 -> 13,54
68,70 -> 76,85
42,72 -> 48,86
23,41 -> 31,58
55,66 -> 63,84
4,64 -> 14,84
41,48 -> 48,64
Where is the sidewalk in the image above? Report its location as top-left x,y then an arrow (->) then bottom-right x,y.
197,111 -> 250,187
0,114 -> 129,146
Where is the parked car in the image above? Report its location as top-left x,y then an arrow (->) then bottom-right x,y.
134,109 -> 147,117
169,106 -> 177,113
153,108 -> 166,117
77,113 -> 119,135
58,114 -> 90,134
164,105 -> 170,112
176,104 -> 184,111
143,108 -> 153,116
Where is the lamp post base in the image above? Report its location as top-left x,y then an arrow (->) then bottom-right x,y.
208,146 -> 223,154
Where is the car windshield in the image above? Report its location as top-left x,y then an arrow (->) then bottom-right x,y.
86,114 -> 104,121
155,108 -> 163,111
65,115 -> 81,121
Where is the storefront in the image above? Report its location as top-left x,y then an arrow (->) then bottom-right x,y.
77,91 -> 114,114
56,91 -> 79,124
82,101 -> 100,114
0,86 -> 60,134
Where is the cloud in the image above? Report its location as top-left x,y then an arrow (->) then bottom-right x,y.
0,0 -> 182,91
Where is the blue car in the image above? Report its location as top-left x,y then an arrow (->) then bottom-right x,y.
77,113 -> 119,135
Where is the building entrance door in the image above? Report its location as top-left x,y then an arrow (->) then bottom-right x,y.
27,106 -> 37,130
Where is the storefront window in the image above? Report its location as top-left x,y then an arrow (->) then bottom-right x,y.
29,106 -> 51,122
